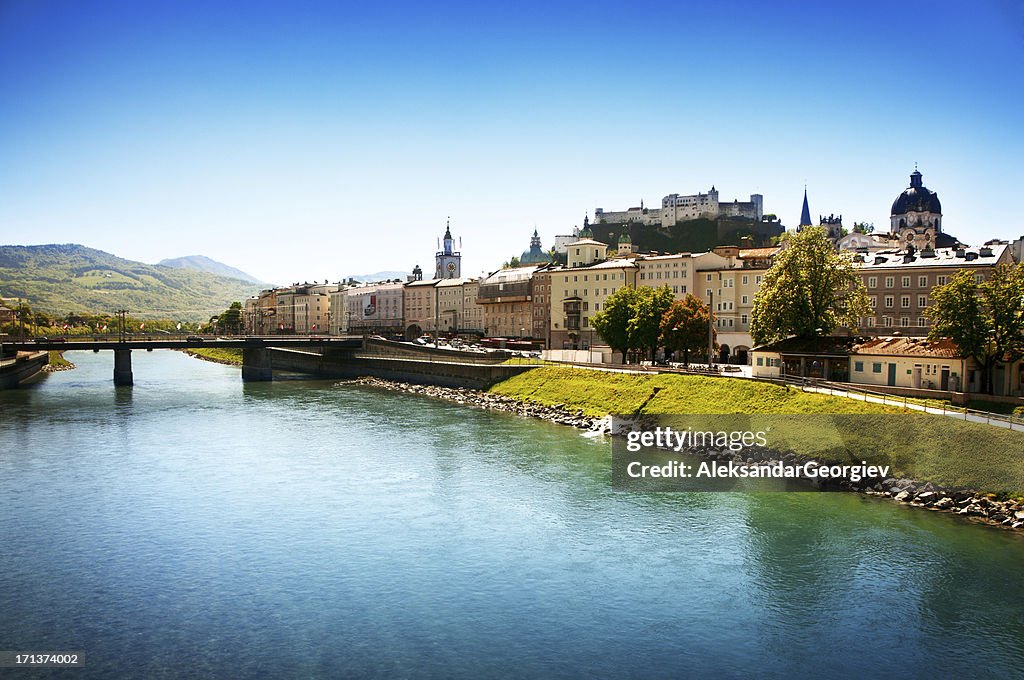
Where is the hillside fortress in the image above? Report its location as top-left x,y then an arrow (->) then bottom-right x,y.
594,186 -> 763,227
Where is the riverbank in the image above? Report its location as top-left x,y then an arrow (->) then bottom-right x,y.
43,350 -> 75,372
348,373 -> 1024,532
181,347 -> 243,366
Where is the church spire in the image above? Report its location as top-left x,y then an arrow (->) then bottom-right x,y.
799,187 -> 812,228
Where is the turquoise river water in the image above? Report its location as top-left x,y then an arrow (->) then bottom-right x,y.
1,350 -> 1023,678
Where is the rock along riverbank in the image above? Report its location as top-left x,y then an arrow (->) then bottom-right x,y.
347,376 -> 1024,533
42,351 -> 75,372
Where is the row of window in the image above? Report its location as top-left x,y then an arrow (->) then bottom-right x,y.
863,317 -> 930,328
564,272 -> 625,283
639,270 -> 687,280
705,273 -> 763,286
567,287 -> 620,298
865,274 -> 977,289
873,295 -> 929,309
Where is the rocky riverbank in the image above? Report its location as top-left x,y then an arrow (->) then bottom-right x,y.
709,445 -> 1024,532
347,376 -> 1024,533
347,376 -> 599,429
43,351 -> 75,372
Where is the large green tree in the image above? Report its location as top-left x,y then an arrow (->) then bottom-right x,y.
628,286 -> 675,361
927,264 -> 1024,394
750,227 -> 870,345
592,285 -> 675,362
218,301 -> 243,335
660,294 -> 714,366
592,286 -> 638,363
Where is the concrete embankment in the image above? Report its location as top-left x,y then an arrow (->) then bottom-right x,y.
270,346 -> 538,390
0,351 -> 50,388
349,375 -> 1024,533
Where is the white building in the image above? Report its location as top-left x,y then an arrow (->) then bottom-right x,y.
333,280 -> 405,336
594,186 -> 763,228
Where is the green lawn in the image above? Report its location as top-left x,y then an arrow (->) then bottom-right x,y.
489,367 -> 1024,495
184,348 -> 243,365
489,367 -> 902,417
47,351 -> 73,368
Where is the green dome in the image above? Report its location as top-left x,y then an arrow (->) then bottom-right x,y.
618,232 -> 632,244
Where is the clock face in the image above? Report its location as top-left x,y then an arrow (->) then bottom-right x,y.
447,262 -> 456,274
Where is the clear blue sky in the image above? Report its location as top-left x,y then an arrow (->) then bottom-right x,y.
1,0 -> 1022,286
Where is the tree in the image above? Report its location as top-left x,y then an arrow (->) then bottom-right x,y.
592,287 -> 638,363
592,286 -> 674,362
218,302 -> 243,335
927,264 -> 1024,394
750,226 -> 871,345
503,256 -> 521,269
660,294 -> 714,366
628,286 -> 675,361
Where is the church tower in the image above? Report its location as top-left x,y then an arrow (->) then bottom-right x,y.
890,168 -> 942,250
617,231 -> 633,255
798,187 -> 812,231
579,214 -> 593,240
435,218 -> 462,279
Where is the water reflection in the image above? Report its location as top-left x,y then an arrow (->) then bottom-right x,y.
2,350 -> 1024,678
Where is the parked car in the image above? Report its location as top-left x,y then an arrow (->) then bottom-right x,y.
186,335 -> 204,343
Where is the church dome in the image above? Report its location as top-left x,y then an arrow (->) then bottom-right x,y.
891,170 -> 941,216
519,228 -> 551,265
618,232 -> 632,244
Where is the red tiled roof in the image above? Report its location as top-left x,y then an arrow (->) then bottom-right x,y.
739,247 -> 780,258
852,336 -> 963,358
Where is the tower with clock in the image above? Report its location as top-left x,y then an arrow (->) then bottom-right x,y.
435,218 -> 462,279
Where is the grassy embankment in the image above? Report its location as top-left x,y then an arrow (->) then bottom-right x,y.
489,367 -> 1024,495
183,348 -> 243,365
47,351 -> 73,368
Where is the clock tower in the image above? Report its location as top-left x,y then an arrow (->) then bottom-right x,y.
435,218 -> 462,279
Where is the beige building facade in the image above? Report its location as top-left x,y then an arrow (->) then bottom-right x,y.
478,266 -> 540,339
403,279 -> 439,338
548,239 -> 638,350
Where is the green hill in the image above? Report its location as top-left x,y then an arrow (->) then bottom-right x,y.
592,217 -> 784,254
0,244 -> 260,322
158,254 -> 265,284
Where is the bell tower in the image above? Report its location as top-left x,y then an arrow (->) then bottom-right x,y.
434,218 -> 462,279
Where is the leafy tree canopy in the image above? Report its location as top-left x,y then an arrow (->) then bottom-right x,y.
592,286 -> 638,361
750,226 -> 870,345
660,294 -> 714,365
927,264 -> 1024,394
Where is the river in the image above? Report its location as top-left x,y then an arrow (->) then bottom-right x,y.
1,350 -> 1022,678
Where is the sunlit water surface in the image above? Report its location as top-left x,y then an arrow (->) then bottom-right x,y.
1,350 -> 1022,678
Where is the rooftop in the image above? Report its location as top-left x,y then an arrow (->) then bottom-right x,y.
852,337 -> 963,358
739,247 -> 781,259
481,265 -> 541,284
854,244 -> 1007,269
751,336 -> 866,356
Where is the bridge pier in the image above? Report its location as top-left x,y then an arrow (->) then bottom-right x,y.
241,347 -> 273,382
113,349 -> 133,386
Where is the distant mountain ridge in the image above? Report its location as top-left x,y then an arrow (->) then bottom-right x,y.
158,254 -> 264,284
0,244 -> 260,322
